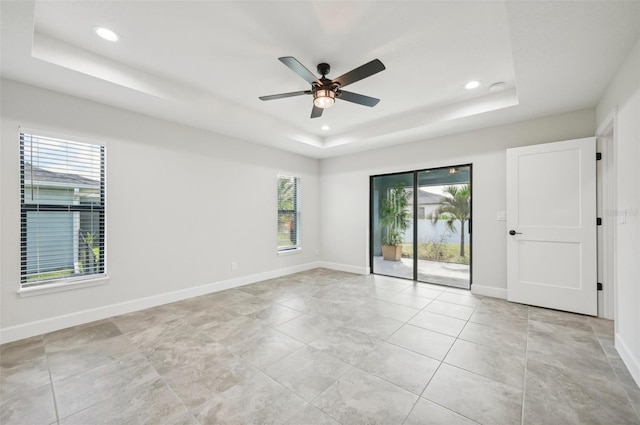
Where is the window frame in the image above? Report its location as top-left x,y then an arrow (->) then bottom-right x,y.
19,131 -> 107,293
277,174 -> 301,252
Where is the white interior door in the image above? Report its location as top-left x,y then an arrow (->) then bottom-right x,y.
506,137 -> 597,316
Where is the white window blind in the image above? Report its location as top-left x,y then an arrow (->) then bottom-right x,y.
277,175 -> 300,251
20,132 -> 106,288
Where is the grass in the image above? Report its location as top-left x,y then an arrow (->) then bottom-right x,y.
278,234 -> 294,246
26,268 -> 74,282
26,248 -> 101,283
402,242 -> 470,265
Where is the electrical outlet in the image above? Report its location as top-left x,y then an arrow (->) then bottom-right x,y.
231,262 -> 237,271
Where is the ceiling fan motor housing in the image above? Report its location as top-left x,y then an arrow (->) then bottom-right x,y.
317,63 -> 331,77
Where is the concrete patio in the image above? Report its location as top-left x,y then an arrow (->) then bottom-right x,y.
372,257 -> 470,289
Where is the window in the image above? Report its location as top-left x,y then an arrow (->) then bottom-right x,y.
20,132 -> 106,289
277,175 -> 300,251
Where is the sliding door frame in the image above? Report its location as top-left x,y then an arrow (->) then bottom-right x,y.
369,163 -> 473,288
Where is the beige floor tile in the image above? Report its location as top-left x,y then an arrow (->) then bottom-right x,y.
58,378 -> 187,425
195,371 -> 306,425
284,404 -> 341,425
423,364 -> 522,425
0,383 -> 57,425
47,334 -> 138,381
273,313 -> 345,343
404,398 -> 479,425
468,308 -> 528,332
112,305 -> 182,334
43,321 -> 121,351
309,327 -> 382,365
528,306 -> 593,332
3,269 -> 638,425
206,315 -> 267,346
264,345 -> 351,401
424,300 -> 476,320
0,337 -> 50,399
53,352 -> 158,419
369,300 -> 420,322
523,357 -> 639,425
436,291 -> 483,308
313,367 -> 418,425
401,285 -> 445,299
444,339 -> 525,389
357,342 -> 440,394
228,328 -> 304,369
343,312 -> 404,340
246,303 -> 303,326
387,324 -> 455,361
408,310 -> 467,337
159,350 -> 257,409
387,292 -> 433,309
459,321 -> 527,354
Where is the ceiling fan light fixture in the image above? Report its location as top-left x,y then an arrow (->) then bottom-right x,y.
313,89 -> 335,109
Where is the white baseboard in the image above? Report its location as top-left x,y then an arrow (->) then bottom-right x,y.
317,261 -> 369,275
615,332 -> 640,388
471,284 -> 507,299
0,262 -> 322,344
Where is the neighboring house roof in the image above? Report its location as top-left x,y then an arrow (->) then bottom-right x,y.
417,190 -> 442,205
407,189 -> 442,206
23,162 -> 99,187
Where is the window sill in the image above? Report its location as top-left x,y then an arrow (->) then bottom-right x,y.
17,275 -> 109,297
277,247 -> 302,257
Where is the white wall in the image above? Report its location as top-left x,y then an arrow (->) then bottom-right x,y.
597,37 -> 640,386
0,79 -> 321,343
319,109 -> 596,298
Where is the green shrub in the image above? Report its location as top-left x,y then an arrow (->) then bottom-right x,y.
401,242 -> 470,265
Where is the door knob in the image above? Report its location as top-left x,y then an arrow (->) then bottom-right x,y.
509,230 -> 522,236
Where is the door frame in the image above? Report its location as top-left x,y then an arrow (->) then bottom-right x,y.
369,163 -> 473,288
596,110 -> 617,320
506,137 -> 598,315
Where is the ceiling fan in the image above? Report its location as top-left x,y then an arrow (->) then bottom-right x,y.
259,56 -> 386,118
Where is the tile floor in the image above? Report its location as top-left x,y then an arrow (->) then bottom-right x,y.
1,268 -> 639,425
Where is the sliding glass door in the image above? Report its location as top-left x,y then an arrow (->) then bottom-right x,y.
371,165 -> 471,289
370,172 -> 414,280
415,166 -> 471,288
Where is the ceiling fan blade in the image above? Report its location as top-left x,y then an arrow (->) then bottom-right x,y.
259,91 -> 311,101
279,57 -> 321,85
337,90 -> 380,107
333,59 -> 385,88
310,104 -> 323,118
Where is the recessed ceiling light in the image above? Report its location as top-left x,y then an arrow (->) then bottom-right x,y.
93,26 -> 119,42
465,80 -> 481,90
321,124 -> 330,131
489,82 -> 506,92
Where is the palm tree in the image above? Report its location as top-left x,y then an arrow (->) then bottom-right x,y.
278,177 -> 295,210
380,183 -> 412,246
431,184 -> 471,257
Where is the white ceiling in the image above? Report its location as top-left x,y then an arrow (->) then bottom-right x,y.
2,1 -> 639,158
